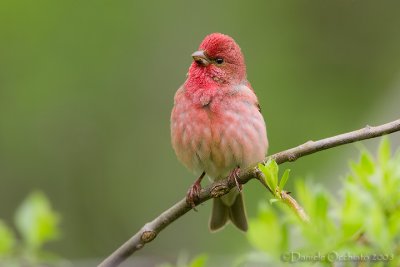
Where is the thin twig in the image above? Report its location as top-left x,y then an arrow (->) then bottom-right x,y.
98,118 -> 400,267
255,169 -> 309,222
280,190 -> 310,222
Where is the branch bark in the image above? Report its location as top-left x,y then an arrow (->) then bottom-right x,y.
98,118 -> 400,267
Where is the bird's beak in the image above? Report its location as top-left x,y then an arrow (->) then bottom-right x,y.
192,50 -> 210,66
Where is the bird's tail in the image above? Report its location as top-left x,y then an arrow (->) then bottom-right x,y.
209,191 -> 248,232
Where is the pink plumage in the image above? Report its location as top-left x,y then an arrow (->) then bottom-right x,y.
171,33 -> 268,231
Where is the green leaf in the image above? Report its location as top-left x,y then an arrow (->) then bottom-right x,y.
294,179 -> 312,217
340,184 -> 367,239
349,153 -> 374,190
247,203 -> 282,256
360,151 -> 375,175
188,254 -> 208,267
314,190 -> 329,224
269,198 -> 280,204
0,220 -> 16,255
388,210 -> 400,237
366,203 -> 390,251
378,136 -> 391,166
279,169 -> 290,190
258,160 -> 279,193
15,191 -> 61,250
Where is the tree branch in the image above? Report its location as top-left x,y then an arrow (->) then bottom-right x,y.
98,118 -> 400,267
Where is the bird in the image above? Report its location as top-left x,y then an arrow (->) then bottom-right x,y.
170,33 -> 268,232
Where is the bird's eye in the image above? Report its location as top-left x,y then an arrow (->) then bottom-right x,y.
215,58 -> 224,64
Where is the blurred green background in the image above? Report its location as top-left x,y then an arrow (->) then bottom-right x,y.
1,0 -> 400,265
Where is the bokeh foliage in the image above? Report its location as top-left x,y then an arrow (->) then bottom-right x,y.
0,191 -> 62,266
245,138 -> 400,266
163,138 -> 400,266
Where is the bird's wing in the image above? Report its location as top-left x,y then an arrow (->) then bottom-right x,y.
236,81 -> 262,113
243,80 -> 261,112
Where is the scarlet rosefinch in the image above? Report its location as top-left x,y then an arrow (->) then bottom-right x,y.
171,33 -> 268,231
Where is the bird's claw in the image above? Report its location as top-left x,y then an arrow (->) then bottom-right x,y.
229,167 -> 242,192
186,181 -> 202,210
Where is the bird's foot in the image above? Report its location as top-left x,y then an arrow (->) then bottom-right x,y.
186,172 -> 205,209
186,181 -> 201,209
228,167 -> 242,192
